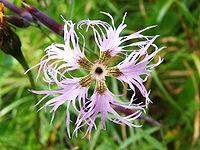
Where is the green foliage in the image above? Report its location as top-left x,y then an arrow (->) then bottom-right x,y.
0,0 -> 200,149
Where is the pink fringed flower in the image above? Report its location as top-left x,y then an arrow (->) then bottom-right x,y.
30,12 -> 164,138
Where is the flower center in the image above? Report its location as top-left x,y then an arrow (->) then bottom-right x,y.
95,67 -> 103,75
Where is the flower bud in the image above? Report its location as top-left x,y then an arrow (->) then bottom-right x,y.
0,2 -> 21,58
1,0 -> 34,23
22,2 -> 63,35
6,15 -> 30,28
0,24 -> 22,59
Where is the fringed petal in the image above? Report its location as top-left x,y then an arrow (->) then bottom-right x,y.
32,78 -> 89,138
74,91 -> 145,139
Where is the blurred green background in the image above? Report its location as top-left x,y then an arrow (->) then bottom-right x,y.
0,0 -> 200,149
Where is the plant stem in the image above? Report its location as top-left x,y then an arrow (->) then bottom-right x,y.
15,51 -> 41,144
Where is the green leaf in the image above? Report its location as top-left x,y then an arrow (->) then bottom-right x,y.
0,96 -> 31,118
142,130 -> 165,150
118,127 -> 160,150
157,0 -> 175,23
176,1 -> 199,25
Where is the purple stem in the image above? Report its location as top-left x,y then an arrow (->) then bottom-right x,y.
112,104 -> 161,126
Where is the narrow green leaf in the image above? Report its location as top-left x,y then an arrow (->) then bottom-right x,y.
90,123 -> 101,150
176,1 -> 199,25
157,0 -> 174,23
142,130 -> 164,150
191,53 -> 200,76
118,127 -> 160,150
0,96 -> 31,118
152,69 -> 191,120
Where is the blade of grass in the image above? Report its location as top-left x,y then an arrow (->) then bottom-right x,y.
117,126 -> 160,150
141,130 -> 165,150
176,1 -> 199,25
160,127 -> 167,149
42,0 -> 52,17
157,0 -> 175,23
0,96 -> 31,118
152,69 -> 191,120
183,60 -> 200,149
191,54 -> 200,76
67,0 -> 74,20
90,123 -> 101,150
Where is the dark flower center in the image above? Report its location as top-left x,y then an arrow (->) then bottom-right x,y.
95,67 -> 103,74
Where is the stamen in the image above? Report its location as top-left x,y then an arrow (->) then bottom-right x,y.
98,50 -> 112,66
106,67 -> 123,78
95,80 -> 107,95
77,57 -> 93,71
79,74 -> 94,87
